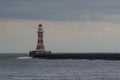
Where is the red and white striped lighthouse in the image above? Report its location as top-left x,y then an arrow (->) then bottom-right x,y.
36,24 -> 46,54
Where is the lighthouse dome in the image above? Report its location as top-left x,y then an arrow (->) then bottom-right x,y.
39,24 -> 43,27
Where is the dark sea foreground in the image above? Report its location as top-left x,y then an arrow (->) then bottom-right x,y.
1,53 -> 120,80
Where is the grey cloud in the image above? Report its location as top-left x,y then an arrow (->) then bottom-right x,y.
0,0 -> 120,21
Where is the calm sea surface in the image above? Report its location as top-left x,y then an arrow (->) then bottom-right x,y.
0,53 -> 120,80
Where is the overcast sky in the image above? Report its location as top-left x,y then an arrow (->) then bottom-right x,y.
0,0 -> 120,53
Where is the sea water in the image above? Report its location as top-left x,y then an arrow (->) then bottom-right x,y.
0,54 -> 120,80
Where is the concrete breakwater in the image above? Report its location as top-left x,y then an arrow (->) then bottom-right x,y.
29,52 -> 120,60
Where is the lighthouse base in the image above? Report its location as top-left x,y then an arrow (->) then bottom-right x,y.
29,51 -> 120,60
29,51 -> 51,57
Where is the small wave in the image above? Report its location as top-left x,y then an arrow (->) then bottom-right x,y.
17,56 -> 32,59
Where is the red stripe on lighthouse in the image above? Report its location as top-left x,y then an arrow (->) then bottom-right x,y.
38,33 -> 43,37
38,40 -> 43,43
37,46 -> 44,49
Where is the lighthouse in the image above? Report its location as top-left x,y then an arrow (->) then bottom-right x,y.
29,24 -> 51,56
36,24 -> 46,53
